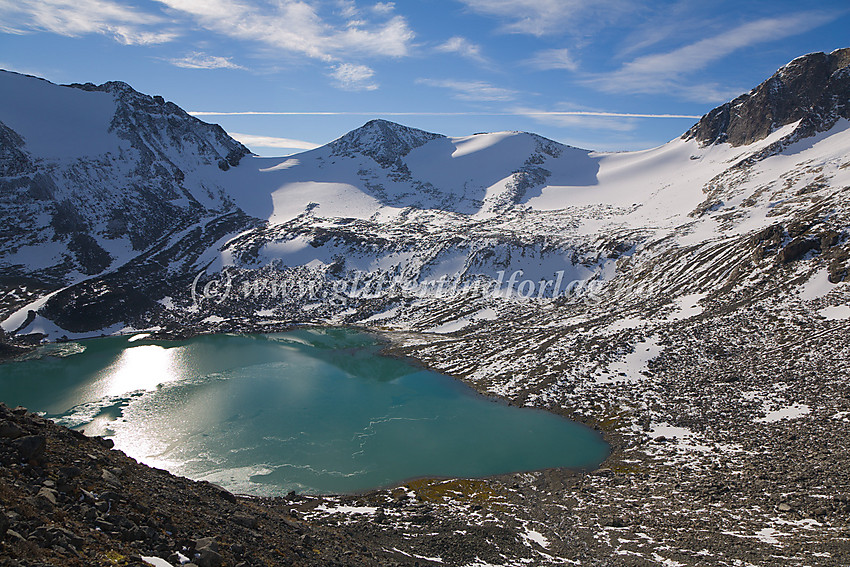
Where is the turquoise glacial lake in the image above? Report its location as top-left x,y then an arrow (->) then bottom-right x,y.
0,328 -> 608,495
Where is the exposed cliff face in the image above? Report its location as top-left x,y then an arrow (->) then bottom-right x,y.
684,48 -> 850,147
0,121 -> 35,177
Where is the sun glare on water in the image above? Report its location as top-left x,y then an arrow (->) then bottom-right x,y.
93,345 -> 182,398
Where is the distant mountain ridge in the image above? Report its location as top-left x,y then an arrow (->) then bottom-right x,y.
252,122 -> 593,220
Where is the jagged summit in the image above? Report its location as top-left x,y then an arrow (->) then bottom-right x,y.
68,78 -> 250,169
329,119 -> 444,166
685,47 -> 850,147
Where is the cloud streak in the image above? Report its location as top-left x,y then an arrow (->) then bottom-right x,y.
0,0 -> 176,45
228,132 -> 320,150
436,36 -> 489,64
191,110 -> 700,118
169,52 -> 244,69
585,11 -> 839,101
415,78 -> 518,101
514,107 -> 641,132
457,0 -> 637,36
329,63 -> 378,91
525,48 -> 578,71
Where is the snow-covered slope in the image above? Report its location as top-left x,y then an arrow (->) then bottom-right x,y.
225,105 -> 828,234
224,120 -> 596,222
203,107 -> 849,329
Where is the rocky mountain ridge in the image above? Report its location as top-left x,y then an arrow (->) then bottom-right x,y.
0,71 -> 250,285
685,47 -> 850,146
0,51 -> 848,339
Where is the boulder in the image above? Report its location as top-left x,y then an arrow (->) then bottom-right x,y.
821,230 -> 841,249
778,238 -> 818,263
10,435 -> 46,462
0,421 -> 24,439
231,512 -> 258,529
101,468 -> 122,486
36,487 -> 58,507
196,548 -> 223,567
195,536 -> 219,552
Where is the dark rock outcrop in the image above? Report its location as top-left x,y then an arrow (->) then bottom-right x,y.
778,237 -> 819,264
685,48 -> 850,146
10,434 -> 46,462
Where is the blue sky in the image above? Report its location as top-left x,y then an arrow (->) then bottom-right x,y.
1,0 -> 848,154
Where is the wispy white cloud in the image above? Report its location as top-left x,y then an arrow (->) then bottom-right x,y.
228,132 -> 320,150
0,0 -> 414,63
0,0 -> 176,45
436,36 -> 489,64
614,2 -> 716,58
336,0 -> 358,19
457,0 -> 637,36
514,107 -> 702,132
415,78 -> 518,101
525,48 -> 578,71
152,0 -> 414,61
371,2 -> 395,15
169,51 -> 243,70
329,63 -> 378,90
514,110 -> 700,119
586,11 -> 839,101
514,107 -> 636,132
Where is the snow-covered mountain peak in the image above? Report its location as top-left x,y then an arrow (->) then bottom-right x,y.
232,126 -> 598,223
68,77 -> 249,170
0,70 -> 253,281
328,119 -> 444,166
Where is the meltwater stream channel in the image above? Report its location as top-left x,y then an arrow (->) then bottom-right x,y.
0,328 -> 608,495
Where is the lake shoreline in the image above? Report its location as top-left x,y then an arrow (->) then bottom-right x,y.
0,327 -> 610,498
